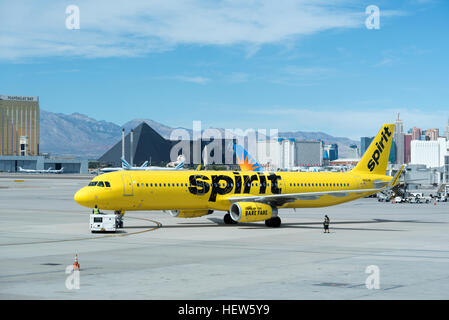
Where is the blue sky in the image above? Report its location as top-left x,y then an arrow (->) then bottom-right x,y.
0,0 -> 448,139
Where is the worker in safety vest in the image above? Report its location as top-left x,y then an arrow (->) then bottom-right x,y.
92,205 -> 101,214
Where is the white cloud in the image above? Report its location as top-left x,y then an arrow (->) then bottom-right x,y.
0,0 -> 388,60
172,75 -> 210,84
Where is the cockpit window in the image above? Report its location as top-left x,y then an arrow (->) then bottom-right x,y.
105,181 -> 111,187
88,181 -> 98,186
97,181 -> 105,187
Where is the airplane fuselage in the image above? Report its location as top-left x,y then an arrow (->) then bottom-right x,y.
74,169 -> 391,212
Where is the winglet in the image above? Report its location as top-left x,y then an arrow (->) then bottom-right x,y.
388,165 -> 405,188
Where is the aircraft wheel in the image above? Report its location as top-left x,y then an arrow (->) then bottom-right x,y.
224,213 -> 238,225
265,217 -> 281,228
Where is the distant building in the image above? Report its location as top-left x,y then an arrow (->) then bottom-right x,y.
0,155 -> 88,174
444,155 -> 449,183
389,141 -> 397,163
360,137 -> 374,157
255,139 -> 322,170
295,140 -> 322,167
394,113 -> 404,164
348,144 -> 359,158
98,122 -> 237,167
0,95 -> 39,156
410,138 -> 448,168
411,126 -> 422,140
404,134 -> 412,164
444,118 -> 449,140
425,128 -> 439,141
323,143 -> 338,161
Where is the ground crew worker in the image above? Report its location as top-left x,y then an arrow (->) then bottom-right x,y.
323,215 -> 330,233
92,205 -> 101,214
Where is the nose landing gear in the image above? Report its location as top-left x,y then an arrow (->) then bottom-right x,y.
114,210 -> 125,228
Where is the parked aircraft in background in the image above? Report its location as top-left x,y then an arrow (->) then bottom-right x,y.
99,155 -> 185,174
18,167 -> 64,174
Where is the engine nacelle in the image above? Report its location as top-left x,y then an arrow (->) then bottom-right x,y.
170,209 -> 213,218
230,202 -> 277,222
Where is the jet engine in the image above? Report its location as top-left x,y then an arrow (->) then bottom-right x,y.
229,202 -> 277,222
169,209 -> 214,218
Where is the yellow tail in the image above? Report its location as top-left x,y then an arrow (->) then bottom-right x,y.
352,124 -> 395,175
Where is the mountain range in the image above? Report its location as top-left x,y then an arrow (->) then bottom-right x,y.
39,110 -> 359,159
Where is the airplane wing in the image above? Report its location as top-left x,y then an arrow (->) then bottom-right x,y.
226,169 -> 404,206
227,188 -> 381,205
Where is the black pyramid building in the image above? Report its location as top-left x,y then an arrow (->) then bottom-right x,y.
98,122 -> 172,167
98,122 -> 238,167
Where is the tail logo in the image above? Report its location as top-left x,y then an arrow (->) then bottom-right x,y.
367,126 -> 392,172
233,144 -> 262,172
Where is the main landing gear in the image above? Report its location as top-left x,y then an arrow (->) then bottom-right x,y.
223,213 -> 238,225
265,216 -> 281,228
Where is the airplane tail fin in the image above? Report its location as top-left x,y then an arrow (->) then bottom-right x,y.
352,124 -> 395,175
121,158 -> 131,170
141,161 -> 149,168
175,160 -> 184,170
233,144 -> 262,171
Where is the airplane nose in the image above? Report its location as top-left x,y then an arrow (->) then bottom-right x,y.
74,187 -> 93,207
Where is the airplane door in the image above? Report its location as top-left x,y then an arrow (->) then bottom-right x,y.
122,175 -> 134,196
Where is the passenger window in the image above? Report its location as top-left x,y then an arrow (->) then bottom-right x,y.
88,181 -> 97,186
97,181 -> 104,187
105,181 -> 111,187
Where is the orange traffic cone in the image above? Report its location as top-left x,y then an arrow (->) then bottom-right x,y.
73,254 -> 80,271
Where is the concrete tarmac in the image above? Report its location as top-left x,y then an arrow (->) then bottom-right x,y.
0,176 -> 448,299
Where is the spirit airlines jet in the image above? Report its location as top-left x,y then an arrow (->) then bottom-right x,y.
74,124 -> 403,227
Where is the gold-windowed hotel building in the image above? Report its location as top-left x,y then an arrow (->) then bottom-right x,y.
0,95 -> 39,156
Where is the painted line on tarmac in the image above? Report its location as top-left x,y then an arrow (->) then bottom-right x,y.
0,216 -> 162,247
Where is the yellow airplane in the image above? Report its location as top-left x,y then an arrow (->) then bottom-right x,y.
74,124 -> 404,227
